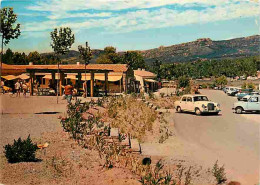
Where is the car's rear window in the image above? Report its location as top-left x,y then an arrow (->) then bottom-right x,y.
194,96 -> 208,101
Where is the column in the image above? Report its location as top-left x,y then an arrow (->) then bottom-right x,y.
51,72 -> 55,85
59,72 -> 64,96
90,71 -> 94,97
122,73 -> 127,93
29,72 -> 34,96
105,72 -> 108,96
77,73 -> 82,89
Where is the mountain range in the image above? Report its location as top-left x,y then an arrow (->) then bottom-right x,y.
41,35 -> 260,64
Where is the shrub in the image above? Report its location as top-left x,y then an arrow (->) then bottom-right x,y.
4,135 -> 38,163
212,160 -> 227,184
178,76 -> 190,88
242,82 -> 255,90
215,76 -> 227,87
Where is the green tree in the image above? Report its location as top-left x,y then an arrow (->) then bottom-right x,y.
96,54 -> 113,64
178,75 -> 190,88
78,42 -> 92,97
104,46 -> 116,54
50,27 -> 75,102
2,48 -> 14,64
27,51 -> 41,64
0,7 -> 21,80
123,51 -> 145,70
214,75 -> 227,87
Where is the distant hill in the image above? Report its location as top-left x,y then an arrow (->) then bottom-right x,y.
41,35 -> 260,64
142,35 -> 260,64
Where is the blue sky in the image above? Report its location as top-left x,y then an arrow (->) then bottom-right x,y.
1,0 -> 259,54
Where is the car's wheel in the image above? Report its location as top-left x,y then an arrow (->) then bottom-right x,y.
235,107 -> 243,114
213,112 -> 219,115
195,108 -> 201,115
176,106 -> 182,113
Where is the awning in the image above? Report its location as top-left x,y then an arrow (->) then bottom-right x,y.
81,73 -> 122,82
65,74 -> 78,80
145,79 -> 157,83
43,74 -> 60,79
2,75 -> 18,81
18,74 -> 30,80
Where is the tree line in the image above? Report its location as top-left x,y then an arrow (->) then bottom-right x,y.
2,49 -> 62,65
149,56 -> 260,80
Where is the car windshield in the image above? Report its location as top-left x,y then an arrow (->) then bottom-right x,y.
193,96 -> 208,101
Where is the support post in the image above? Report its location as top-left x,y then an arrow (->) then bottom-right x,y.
90,71 -> 94,97
105,72 -> 108,96
29,72 -> 34,96
120,77 -> 122,93
122,73 -> 127,93
51,72 -> 55,87
59,72 -> 64,96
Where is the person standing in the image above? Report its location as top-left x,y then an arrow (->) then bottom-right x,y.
15,80 -> 21,97
1,79 -> 5,94
64,82 -> 73,103
22,81 -> 28,97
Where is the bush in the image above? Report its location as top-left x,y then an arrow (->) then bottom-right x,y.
4,135 -> 38,163
212,160 -> 227,184
242,82 -> 255,90
178,76 -> 190,88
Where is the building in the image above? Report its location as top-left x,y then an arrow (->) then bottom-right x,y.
134,68 -> 158,93
2,63 -> 130,97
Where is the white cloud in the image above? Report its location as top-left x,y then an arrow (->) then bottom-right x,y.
23,0 -> 259,33
27,0 -> 248,11
48,12 -> 112,20
59,1 -> 259,33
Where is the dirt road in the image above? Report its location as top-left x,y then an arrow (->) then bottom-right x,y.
173,89 -> 259,184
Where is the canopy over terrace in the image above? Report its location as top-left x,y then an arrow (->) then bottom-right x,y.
24,64 -> 129,97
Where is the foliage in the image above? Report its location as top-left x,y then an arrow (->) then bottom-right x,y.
0,7 -> 21,45
108,96 -> 157,142
97,46 -> 122,64
155,57 -> 259,80
212,160 -> 227,184
61,100 -> 90,139
104,46 -> 116,54
123,51 -> 145,70
96,54 -> 113,64
215,76 -> 227,87
4,135 -> 38,163
241,82 -> 255,89
78,42 -> 92,65
178,76 -> 190,88
50,27 -> 75,56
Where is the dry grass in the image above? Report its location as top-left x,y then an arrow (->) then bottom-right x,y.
108,96 -> 158,142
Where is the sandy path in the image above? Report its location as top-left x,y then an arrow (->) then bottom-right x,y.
0,95 -> 68,153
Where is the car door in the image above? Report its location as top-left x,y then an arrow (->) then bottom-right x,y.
186,96 -> 193,111
180,96 -> 187,110
247,97 -> 260,111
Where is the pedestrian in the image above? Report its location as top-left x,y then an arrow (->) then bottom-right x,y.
22,81 -> 28,97
64,81 -> 73,103
15,80 -> 21,97
1,79 -> 5,94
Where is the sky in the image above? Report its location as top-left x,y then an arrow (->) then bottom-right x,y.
1,0 -> 260,54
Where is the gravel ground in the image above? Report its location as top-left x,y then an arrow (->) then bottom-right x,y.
0,94 -> 68,154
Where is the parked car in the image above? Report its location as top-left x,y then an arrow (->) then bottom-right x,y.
233,95 -> 260,114
226,87 -> 240,96
223,86 -> 238,94
236,89 -> 256,100
174,94 -> 221,115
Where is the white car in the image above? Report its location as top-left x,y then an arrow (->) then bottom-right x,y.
174,94 -> 221,115
233,95 -> 260,114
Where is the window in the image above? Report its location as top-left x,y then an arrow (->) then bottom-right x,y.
250,97 -> 258,102
182,97 -> 187,101
187,97 -> 192,102
193,96 -> 209,101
